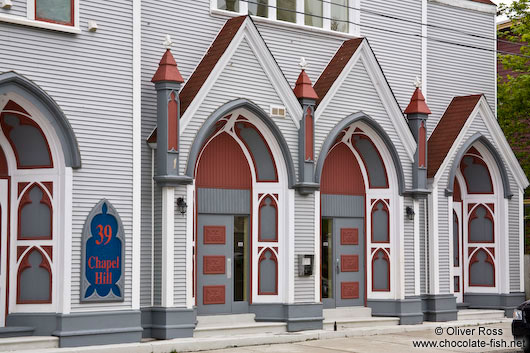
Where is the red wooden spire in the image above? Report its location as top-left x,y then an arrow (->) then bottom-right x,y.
151,49 -> 184,83
293,70 -> 318,100
404,87 -> 431,115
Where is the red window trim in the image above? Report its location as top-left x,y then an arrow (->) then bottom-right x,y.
371,248 -> 390,292
35,0 -> 75,27
17,182 -> 53,240
258,194 -> 278,242
460,154 -> 494,195
467,203 -> 495,244
370,199 -> 390,244
468,248 -> 496,288
258,248 -> 278,295
351,133 -> 389,189
17,247 -> 53,304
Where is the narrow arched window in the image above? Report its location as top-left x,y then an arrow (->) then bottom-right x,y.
372,249 -> 390,291
259,195 -> 278,241
258,249 -> 278,295
17,248 -> 52,303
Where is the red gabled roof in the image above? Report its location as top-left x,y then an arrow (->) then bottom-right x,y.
313,38 -> 364,106
293,70 -> 318,100
470,0 -> 496,5
404,87 -> 431,115
152,49 -> 185,83
427,94 -> 482,178
179,15 -> 246,116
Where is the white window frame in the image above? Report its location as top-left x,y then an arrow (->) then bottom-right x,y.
27,0 -> 79,27
211,0 -> 360,37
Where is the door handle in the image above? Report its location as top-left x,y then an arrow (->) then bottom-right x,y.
336,258 -> 340,274
227,258 -> 231,279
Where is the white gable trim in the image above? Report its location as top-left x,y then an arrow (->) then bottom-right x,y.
180,17 -> 303,131
433,96 -> 529,190
314,40 -> 416,160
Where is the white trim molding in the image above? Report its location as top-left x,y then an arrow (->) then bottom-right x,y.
428,0 -> 497,14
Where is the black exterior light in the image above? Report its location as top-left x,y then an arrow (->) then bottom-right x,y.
406,206 -> 415,220
177,197 -> 188,215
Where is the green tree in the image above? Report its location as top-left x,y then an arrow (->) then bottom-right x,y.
497,0 -> 530,252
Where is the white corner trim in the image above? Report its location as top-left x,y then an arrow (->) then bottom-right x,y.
131,0 -> 141,311
519,189 -> 524,292
313,191 -> 320,303
428,0 -> 497,14
0,13 -> 81,33
315,40 -> 416,160
428,187 -> 440,294
413,199 -> 421,296
185,183 -> 194,309
161,187 -> 175,307
181,18 -> 302,131
421,0 -> 428,100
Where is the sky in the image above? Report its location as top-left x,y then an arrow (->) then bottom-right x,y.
492,0 -> 515,22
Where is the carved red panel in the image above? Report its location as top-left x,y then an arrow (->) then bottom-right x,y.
203,226 -> 226,244
203,285 -> 225,305
341,228 -> 358,245
203,256 -> 225,274
341,282 -> 359,299
341,255 -> 359,272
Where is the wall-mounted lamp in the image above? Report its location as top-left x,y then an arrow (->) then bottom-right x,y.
406,206 -> 415,221
177,197 -> 187,215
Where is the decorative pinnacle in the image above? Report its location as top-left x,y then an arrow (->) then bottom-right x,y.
414,76 -> 422,89
299,57 -> 308,71
163,34 -> 173,50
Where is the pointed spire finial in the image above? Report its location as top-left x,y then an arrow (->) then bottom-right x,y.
299,57 -> 308,71
414,75 -> 422,89
164,34 -> 173,50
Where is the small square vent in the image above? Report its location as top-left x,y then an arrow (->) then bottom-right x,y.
270,105 -> 286,118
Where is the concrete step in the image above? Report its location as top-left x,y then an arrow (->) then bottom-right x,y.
0,336 -> 58,351
323,307 -> 372,321
457,309 -> 505,320
194,313 -> 287,338
323,316 -> 400,331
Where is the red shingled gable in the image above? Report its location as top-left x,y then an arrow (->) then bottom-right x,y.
427,94 -> 482,178
313,38 -> 364,106
470,0 -> 496,5
179,16 -> 246,116
293,70 -> 318,100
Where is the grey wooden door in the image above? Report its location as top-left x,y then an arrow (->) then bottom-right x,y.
334,218 -> 364,307
322,218 -> 365,308
197,214 -> 233,315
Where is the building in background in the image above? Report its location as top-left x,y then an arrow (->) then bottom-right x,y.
0,0 -> 528,347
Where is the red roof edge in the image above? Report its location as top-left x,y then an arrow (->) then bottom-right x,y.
151,49 -> 185,83
178,15 -> 247,116
427,94 -> 483,178
404,87 -> 432,115
313,38 -> 364,106
293,70 -> 318,100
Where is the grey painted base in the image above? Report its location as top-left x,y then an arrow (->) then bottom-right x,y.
421,294 -> 458,322
7,310 -> 143,347
367,297 -> 423,325
141,307 -> 196,339
250,303 -> 323,331
464,292 -> 525,317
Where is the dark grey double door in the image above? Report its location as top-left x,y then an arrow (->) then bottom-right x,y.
321,217 -> 365,308
197,214 -> 249,315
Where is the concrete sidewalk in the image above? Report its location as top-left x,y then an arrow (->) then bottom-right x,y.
8,319 -> 519,353
202,322 -> 522,353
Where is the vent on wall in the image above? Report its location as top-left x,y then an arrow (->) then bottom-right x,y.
270,105 -> 286,118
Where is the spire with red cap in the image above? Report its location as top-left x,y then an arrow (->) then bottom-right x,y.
152,35 -> 184,84
404,77 -> 431,115
293,57 -> 318,101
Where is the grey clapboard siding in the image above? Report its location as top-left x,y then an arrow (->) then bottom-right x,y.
0,0 -> 134,311
426,2 -> 495,136
174,184 -> 187,307
360,0 -> 422,110
315,59 -> 414,191
404,198 -> 415,296
295,193 -> 315,303
1,0 -> 25,17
